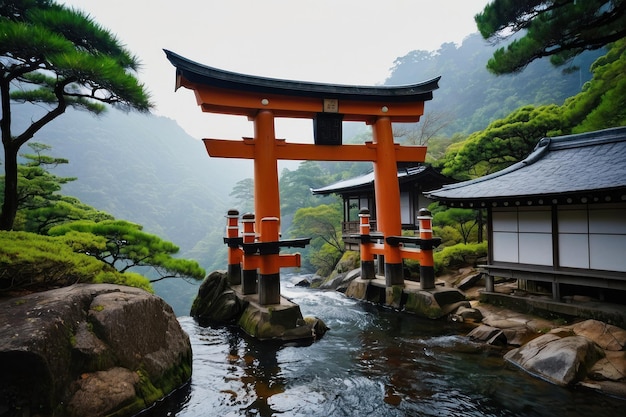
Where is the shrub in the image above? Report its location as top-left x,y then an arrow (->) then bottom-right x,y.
433,242 -> 488,273
432,225 -> 463,247
0,231 -> 152,293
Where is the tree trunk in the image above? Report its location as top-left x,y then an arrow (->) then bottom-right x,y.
0,141 -> 18,230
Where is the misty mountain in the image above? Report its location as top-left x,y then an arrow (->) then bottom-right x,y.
385,33 -> 604,136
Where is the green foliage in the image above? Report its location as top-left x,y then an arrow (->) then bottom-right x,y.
0,230 -> 151,292
432,208 -> 484,245
92,271 -> 152,292
1,0 -> 152,230
48,219 -> 205,282
440,104 -> 565,179
437,39 -> 626,180
564,38 -> 626,132
432,225 -> 463,247
311,243 -> 344,277
280,161 -> 329,213
289,203 -> 344,274
2,142 -> 206,289
433,242 -> 488,274
229,178 -> 254,214
475,0 -> 626,74
1,142 -> 114,233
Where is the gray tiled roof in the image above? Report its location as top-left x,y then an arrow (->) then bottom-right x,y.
427,127 -> 626,205
312,165 -> 440,195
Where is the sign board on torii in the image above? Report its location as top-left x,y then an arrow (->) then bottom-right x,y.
165,50 -> 440,298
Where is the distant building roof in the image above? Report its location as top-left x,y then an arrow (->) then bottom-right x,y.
312,165 -> 452,195
427,127 -> 626,207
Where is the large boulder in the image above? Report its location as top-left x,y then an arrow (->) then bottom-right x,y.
570,319 -> 626,351
504,333 -> 605,386
0,284 -> 192,417
190,270 -> 248,323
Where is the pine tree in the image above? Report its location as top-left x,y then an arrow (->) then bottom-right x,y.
0,0 -> 151,229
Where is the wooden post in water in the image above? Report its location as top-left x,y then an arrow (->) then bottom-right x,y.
359,208 -> 376,279
241,213 -> 258,295
418,208 -> 436,290
258,217 -> 281,305
225,209 -> 242,285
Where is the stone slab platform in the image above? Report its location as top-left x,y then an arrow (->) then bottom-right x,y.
480,291 -> 626,328
345,277 -> 469,319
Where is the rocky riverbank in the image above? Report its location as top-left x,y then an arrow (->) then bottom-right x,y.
309,258 -> 626,400
467,301 -> 626,399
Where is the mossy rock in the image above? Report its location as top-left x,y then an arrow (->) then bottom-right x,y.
404,291 -> 444,319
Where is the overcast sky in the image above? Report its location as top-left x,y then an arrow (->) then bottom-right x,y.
60,1 -> 491,141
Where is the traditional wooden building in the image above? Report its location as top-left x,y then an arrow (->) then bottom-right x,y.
427,127 -> 626,304
312,164 -> 453,249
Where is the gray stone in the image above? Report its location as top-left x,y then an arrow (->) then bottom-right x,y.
310,274 -> 324,286
441,300 -> 472,316
456,272 -> 483,291
319,273 -> 346,290
0,284 -> 191,417
456,306 -> 484,323
588,350 -> 626,382
467,325 -> 506,346
67,367 -> 139,417
190,271 -> 247,323
303,316 -> 329,340
504,334 -> 605,386
501,327 -> 531,347
570,319 -> 626,351
293,278 -> 311,287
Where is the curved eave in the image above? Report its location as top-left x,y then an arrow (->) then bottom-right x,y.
164,49 -> 439,103
312,182 -> 375,196
430,187 -> 626,208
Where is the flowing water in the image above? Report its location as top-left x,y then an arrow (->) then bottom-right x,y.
142,278 -> 626,417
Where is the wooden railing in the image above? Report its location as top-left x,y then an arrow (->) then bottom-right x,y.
342,220 -> 419,235
342,220 -> 377,235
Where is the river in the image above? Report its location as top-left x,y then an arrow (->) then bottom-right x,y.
142,278 -> 626,417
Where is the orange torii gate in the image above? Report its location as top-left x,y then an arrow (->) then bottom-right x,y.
165,50 -> 441,305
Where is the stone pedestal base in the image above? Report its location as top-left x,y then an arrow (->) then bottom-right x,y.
345,277 -> 469,319
232,285 -> 327,343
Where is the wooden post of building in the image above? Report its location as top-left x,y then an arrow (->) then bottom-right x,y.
417,208 -> 436,289
359,208 -> 376,279
241,212 -> 258,295
372,117 -> 404,286
225,209 -> 242,285
259,217 -> 281,305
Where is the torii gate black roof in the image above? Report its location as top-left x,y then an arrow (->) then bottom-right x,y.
164,49 -> 440,103
426,127 -> 626,207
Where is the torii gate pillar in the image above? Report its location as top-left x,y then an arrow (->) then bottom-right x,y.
253,110 -> 280,227
372,117 -> 403,285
